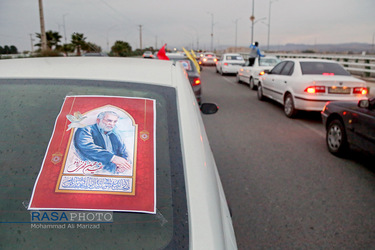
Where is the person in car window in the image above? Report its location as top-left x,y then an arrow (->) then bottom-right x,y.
73,111 -> 131,174
249,41 -> 265,66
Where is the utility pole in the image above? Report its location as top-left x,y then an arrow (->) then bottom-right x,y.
38,0 -> 48,51
29,34 -> 34,52
210,13 -> 214,52
139,25 -> 143,50
63,14 -> 68,44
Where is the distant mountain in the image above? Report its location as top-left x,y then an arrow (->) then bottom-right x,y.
216,43 -> 375,54
262,43 -> 374,53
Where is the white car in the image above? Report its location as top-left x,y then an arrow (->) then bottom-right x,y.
0,57 -> 237,249
257,58 -> 368,118
200,52 -> 217,66
237,56 -> 281,90
216,53 -> 246,75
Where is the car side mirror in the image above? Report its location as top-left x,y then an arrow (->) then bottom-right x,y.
200,103 -> 219,114
358,99 -> 369,108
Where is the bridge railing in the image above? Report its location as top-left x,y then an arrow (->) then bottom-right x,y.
238,53 -> 375,79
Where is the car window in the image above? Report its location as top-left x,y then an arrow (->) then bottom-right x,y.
300,61 -> 351,76
0,79 -> 189,249
270,61 -> 287,75
259,58 -> 280,66
280,61 -> 294,75
168,58 -> 195,72
226,55 -> 243,60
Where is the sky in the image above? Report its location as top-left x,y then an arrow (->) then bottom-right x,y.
0,0 -> 374,52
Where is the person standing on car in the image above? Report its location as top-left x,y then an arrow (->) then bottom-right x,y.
249,41 -> 265,66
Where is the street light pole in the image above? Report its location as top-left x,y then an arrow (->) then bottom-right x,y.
234,18 -> 240,50
267,0 -> 277,50
139,25 -> 143,50
251,0 -> 255,44
209,12 -> 214,52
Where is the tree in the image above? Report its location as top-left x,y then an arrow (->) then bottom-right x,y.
71,32 -> 87,56
60,43 -> 75,55
3,45 -> 11,54
10,45 -> 18,54
111,41 -> 132,57
35,30 -> 62,50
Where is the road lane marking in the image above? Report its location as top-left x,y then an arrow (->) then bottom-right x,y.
222,76 -> 237,86
296,119 -> 326,138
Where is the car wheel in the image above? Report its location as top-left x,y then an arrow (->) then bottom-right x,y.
326,119 -> 348,156
257,83 -> 264,101
284,93 -> 298,118
249,77 -> 256,90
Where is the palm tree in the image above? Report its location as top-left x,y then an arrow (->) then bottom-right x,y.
35,30 -> 62,50
71,33 -> 87,56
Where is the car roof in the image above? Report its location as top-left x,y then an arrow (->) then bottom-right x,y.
223,53 -> 242,56
0,57 -> 176,86
281,58 -> 338,63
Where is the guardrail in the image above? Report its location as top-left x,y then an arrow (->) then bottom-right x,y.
238,53 -> 375,80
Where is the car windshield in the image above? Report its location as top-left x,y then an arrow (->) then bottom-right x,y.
300,61 -> 351,76
259,58 -> 280,66
0,79 -> 188,249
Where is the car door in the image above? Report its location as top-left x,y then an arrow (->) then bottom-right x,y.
247,57 -> 259,79
350,104 -> 375,154
274,61 -> 295,103
262,61 -> 287,100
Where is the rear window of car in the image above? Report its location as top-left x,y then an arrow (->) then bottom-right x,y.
300,61 -> 351,76
226,55 -> 243,60
0,79 -> 188,249
259,58 -> 280,66
168,58 -> 196,72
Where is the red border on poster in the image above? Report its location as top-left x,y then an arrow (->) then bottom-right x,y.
28,95 -> 156,213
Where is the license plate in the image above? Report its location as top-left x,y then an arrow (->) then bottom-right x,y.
328,87 -> 350,94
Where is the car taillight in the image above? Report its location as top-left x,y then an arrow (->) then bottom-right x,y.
353,87 -> 368,95
224,63 -> 228,66
214,58 -> 217,62
322,73 -> 334,76
259,71 -> 265,76
304,86 -> 326,94
193,78 -> 201,86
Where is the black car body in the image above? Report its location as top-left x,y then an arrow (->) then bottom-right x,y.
321,97 -> 375,156
165,54 -> 202,104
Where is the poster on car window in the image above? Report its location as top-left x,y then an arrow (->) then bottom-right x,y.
28,95 -> 156,213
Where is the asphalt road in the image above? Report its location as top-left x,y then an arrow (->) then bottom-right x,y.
199,66 -> 375,249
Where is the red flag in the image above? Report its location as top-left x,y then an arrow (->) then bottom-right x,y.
157,43 -> 169,60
